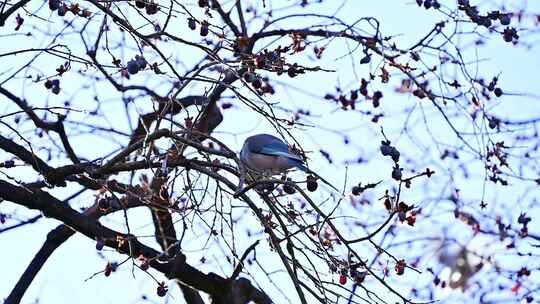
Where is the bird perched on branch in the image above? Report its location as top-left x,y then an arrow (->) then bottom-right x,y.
235,133 -> 338,196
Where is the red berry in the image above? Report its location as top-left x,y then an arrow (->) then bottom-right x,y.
339,274 -> 347,285
395,259 -> 406,275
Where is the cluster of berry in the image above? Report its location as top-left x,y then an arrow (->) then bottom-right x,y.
44,79 -> 61,95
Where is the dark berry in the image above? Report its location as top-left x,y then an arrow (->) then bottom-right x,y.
306,176 -> 318,192
432,0 -> 440,9
145,2 -> 158,14
136,57 -> 147,69
350,90 -> 358,100
51,79 -> 60,87
3,160 -> 15,168
98,198 -> 110,210
198,0 -> 208,7
488,118 -> 497,129
57,4 -> 67,16
389,147 -> 400,162
263,182 -> 275,192
95,239 -> 105,251
252,78 -> 262,89
503,27 -> 518,43
44,80 -> 53,89
392,166 -> 402,181
359,54 -> 371,64
140,259 -> 149,271
380,144 -> 392,156
481,17 -> 492,28
200,21 -> 209,36
494,87 -> 503,97
499,14 -> 511,26
243,72 -> 256,83
135,0 -> 146,9
283,184 -> 296,195
423,0 -> 432,9
188,18 -> 196,30
51,86 -> 60,95
351,186 -> 361,196
49,0 -> 60,11
127,60 -> 139,75
157,284 -> 167,297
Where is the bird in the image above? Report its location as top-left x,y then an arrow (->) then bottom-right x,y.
235,133 -> 338,195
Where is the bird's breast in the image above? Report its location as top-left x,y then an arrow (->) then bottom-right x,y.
245,153 -> 293,174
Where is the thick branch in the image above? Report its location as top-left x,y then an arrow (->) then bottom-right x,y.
0,0 -> 31,26
0,180 -> 270,302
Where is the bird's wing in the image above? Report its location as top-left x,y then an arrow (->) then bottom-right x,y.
258,144 -> 303,161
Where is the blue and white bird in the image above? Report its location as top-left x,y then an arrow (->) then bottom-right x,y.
236,133 -> 338,193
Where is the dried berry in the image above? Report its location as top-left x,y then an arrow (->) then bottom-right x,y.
359,54 -> 371,64
188,18 -> 196,30
98,198 -> 110,211
57,4 -> 67,16
283,183 -> 296,195
200,21 -> 209,36
157,283 -> 167,297
95,238 -> 105,251
135,0 -> 146,9
306,176 -> 318,192
395,260 -> 406,275
380,143 -> 392,156
243,72 -> 256,83
136,56 -> 147,69
140,258 -> 150,271
392,166 -> 402,181
389,147 -> 400,163
145,2 -> 158,14
252,78 -> 262,89
3,160 -> 15,168
49,0 -> 60,11
499,14 -> 511,26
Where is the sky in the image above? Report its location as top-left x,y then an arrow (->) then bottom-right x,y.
1,0 -> 540,303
